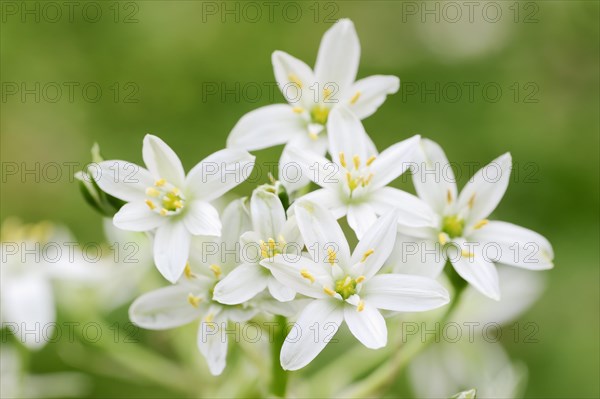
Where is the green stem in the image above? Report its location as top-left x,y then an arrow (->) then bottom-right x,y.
270,315 -> 289,397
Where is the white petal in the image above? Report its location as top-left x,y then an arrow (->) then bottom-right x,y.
220,198 -> 252,248
344,302 -> 387,349
294,199 -> 351,266
412,138 -> 458,214
469,221 -> 554,270
183,200 -> 221,236
287,146 -> 343,191
2,275 -> 55,349
251,189 -> 286,238
268,277 -> 296,302
261,254 -> 331,299
294,188 -> 347,219
314,19 -> 360,96
113,202 -> 165,232
142,134 -> 185,187
272,50 -> 316,107
280,299 -> 343,370
153,221 -> 192,283
449,241 -> 501,300
280,215 -> 304,251
227,104 -> 306,151
350,210 -> 399,279
94,161 -> 154,202
345,75 -> 400,119
362,274 -> 450,312
347,203 -> 378,240
457,153 -> 512,225
369,135 -> 420,190
129,285 -> 200,329
279,134 -> 328,193
185,149 -> 255,202
370,187 -> 437,228
327,106 -> 377,164
389,234 -> 445,278
213,263 -> 268,305
197,316 -> 228,376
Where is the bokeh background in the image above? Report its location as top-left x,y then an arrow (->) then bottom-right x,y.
1,1 -> 598,398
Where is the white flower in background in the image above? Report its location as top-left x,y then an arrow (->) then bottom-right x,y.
290,107 -> 436,239
0,219 -> 100,349
226,19 -> 400,193
262,200 -> 449,370
94,134 -> 255,282
394,139 -> 554,300
213,186 -> 303,304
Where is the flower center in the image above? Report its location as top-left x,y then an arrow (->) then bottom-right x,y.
310,105 -> 330,125
441,214 -> 464,238
145,179 -> 185,216
260,236 -> 286,259
334,276 -> 359,300
338,152 -> 376,193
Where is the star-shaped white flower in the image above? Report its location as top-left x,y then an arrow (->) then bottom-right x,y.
395,138 -> 554,300
213,186 -> 303,304
226,19 -> 400,192
94,134 -> 255,282
261,200 -> 449,370
289,106 -> 437,239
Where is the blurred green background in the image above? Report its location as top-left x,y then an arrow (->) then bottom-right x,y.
1,1 -> 598,398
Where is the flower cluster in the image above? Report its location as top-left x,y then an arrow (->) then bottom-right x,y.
84,19 -> 554,377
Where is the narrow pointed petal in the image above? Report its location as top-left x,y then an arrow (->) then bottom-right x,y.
227,104 -> 306,151
279,134 -> 328,193
370,187 -> 437,228
268,277 -> 296,302
327,106 -> 377,164
183,200 -> 221,236
185,149 -> 255,201
129,285 -> 200,329
344,302 -> 387,349
293,188 -> 347,219
197,316 -> 228,376
457,153 -> 512,225
154,221 -> 191,283
314,19 -> 360,96
142,135 -> 185,187
412,138 -> 458,214
347,203 -> 377,240
280,299 -> 343,370
261,254 -> 332,299
272,50 -> 316,107
294,199 -> 351,265
362,274 -> 450,312
287,146 -> 343,190
449,241 -> 501,300
389,234 -> 446,278
213,263 -> 268,305
113,202 -> 165,232
251,189 -> 286,238
94,161 -> 154,202
219,198 -> 252,248
469,221 -> 554,270
350,210 -> 399,279
369,135 -> 420,190
280,215 -> 304,252
345,75 -> 400,119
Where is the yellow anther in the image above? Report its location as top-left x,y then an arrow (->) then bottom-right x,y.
159,208 -> 168,216
146,187 -> 160,197
438,233 -> 448,245
355,275 -> 366,284
350,91 -> 361,104
461,249 -> 474,258
468,193 -> 476,209
155,178 -> 166,187
361,249 -> 374,263
300,269 -> 315,283
353,155 -> 361,169
173,200 -> 184,209
346,172 -> 357,191
209,264 -> 222,278
187,293 -> 201,308
278,234 -> 286,245
268,238 -> 276,250
145,199 -> 156,210
184,262 -> 195,279
292,106 -> 304,113
327,247 -> 337,266
473,219 -> 489,230
288,74 -> 302,88
357,300 -> 365,312
323,87 -> 332,100
366,156 -> 376,166
323,287 -> 335,296
339,152 -> 347,168
204,313 -> 214,323
308,132 -> 319,141
447,189 -> 453,204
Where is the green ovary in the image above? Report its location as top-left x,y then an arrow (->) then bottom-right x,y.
310,106 -> 330,125
442,214 -> 464,238
335,277 -> 357,300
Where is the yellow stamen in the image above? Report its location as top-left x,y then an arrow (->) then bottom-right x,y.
323,287 -> 335,296
209,264 -> 222,278
308,132 -> 319,141
323,87 -> 332,100
353,155 -> 361,169
355,275 -> 366,284
155,178 -> 166,187
366,156 -> 376,166
357,300 -> 365,312
339,152 -> 347,168
145,199 -> 156,210
159,208 -> 168,216
292,106 -> 304,113
278,234 -> 286,245
173,200 -> 184,209
473,219 -> 489,230
146,187 -> 160,197
268,238 -> 276,250
350,91 -> 361,104
300,269 -> 315,283
204,313 -> 214,323
468,193 -> 476,209
447,189 -> 452,204
184,262 -> 195,279
327,248 -> 337,266
363,173 -> 374,186
461,249 -> 474,258
361,249 -> 374,263
288,74 -> 302,88
187,293 -> 201,308
438,233 -> 448,245
346,172 -> 357,191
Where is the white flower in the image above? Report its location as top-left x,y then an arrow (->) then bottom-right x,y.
289,107 -> 436,239
396,138 -> 554,300
93,134 -> 255,282
213,187 -> 302,304
261,200 -> 449,370
226,19 -> 400,192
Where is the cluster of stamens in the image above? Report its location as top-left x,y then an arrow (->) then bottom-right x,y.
339,152 -> 376,193
259,236 -> 286,259
145,178 -> 185,216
